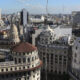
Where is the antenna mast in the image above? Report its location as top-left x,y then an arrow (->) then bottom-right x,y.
46,0 -> 48,16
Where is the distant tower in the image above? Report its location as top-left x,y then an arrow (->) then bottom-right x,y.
10,24 -> 20,44
20,9 -> 29,26
20,9 -> 29,41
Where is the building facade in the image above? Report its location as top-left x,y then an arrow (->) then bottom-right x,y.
37,26 -> 70,80
0,42 -> 42,80
10,24 -> 20,44
72,11 -> 80,28
69,29 -> 80,80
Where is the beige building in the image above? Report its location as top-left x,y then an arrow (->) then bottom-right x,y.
10,24 -> 20,44
0,42 -> 42,80
37,26 -> 70,80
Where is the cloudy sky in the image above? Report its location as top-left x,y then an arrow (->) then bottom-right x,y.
0,0 -> 80,14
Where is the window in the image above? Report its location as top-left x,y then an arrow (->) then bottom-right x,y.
15,58 -> 17,64
64,56 -> 66,58
32,65 -> 34,67
64,51 -> 66,54
43,53 -> 45,55
32,57 -> 34,61
10,68 -> 12,71
55,58 -> 57,60
23,58 -> 26,63
28,58 -> 30,62
59,57 -> 62,60
23,53 -> 25,55
64,59 -> 66,61
37,78 -> 39,80
63,61 -> 66,64
27,72 -> 30,75
1,69 -> 4,72
33,75 -> 35,78
37,73 -> 39,75
27,76 -> 29,79
75,53 -> 77,57
74,59 -> 76,63
27,66 -> 29,68
19,58 -> 21,63
55,55 -> 58,58
23,66 -> 25,69
6,68 -> 8,71
15,67 -> 17,70
76,46 -> 78,50
55,60 -> 58,63
19,67 -> 21,70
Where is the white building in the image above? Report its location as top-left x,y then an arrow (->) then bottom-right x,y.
37,25 -> 70,80
0,42 -> 42,80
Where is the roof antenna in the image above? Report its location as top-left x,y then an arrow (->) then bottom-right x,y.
46,0 -> 48,16
63,5 -> 64,14
44,0 -> 48,25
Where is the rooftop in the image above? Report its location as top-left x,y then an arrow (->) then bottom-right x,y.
12,42 -> 37,53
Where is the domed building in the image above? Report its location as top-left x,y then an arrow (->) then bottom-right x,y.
10,24 -> 20,44
37,25 -> 70,80
0,42 -> 42,80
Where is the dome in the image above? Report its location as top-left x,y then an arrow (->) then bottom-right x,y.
11,24 -> 18,32
12,42 -> 37,53
10,24 -> 20,43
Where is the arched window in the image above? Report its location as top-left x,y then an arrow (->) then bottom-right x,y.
23,58 -> 26,63
15,58 -> 17,64
19,58 -> 21,63
32,57 -> 34,61
28,58 -> 30,62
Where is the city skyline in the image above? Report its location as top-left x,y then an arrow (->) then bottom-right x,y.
1,0 -> 80,14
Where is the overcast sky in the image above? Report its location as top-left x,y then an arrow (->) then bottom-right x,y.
0,0 -> 80,14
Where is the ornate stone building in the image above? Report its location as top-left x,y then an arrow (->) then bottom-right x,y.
0,42 -> 42,80
10,24 -> 20,44
69,29 -> 80,80
37,26 -> 70,80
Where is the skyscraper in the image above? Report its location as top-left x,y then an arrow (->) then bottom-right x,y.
20,9 -> 29,41
20,9 -> 29,26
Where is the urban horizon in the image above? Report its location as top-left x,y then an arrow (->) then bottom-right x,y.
1,0 -> 80,14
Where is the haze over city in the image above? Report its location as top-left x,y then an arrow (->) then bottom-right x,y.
1,0 -> 80,14
0,0 -> 80,80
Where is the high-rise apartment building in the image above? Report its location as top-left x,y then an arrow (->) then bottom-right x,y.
20,9 -> 29,41
20,9 -> 29,26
